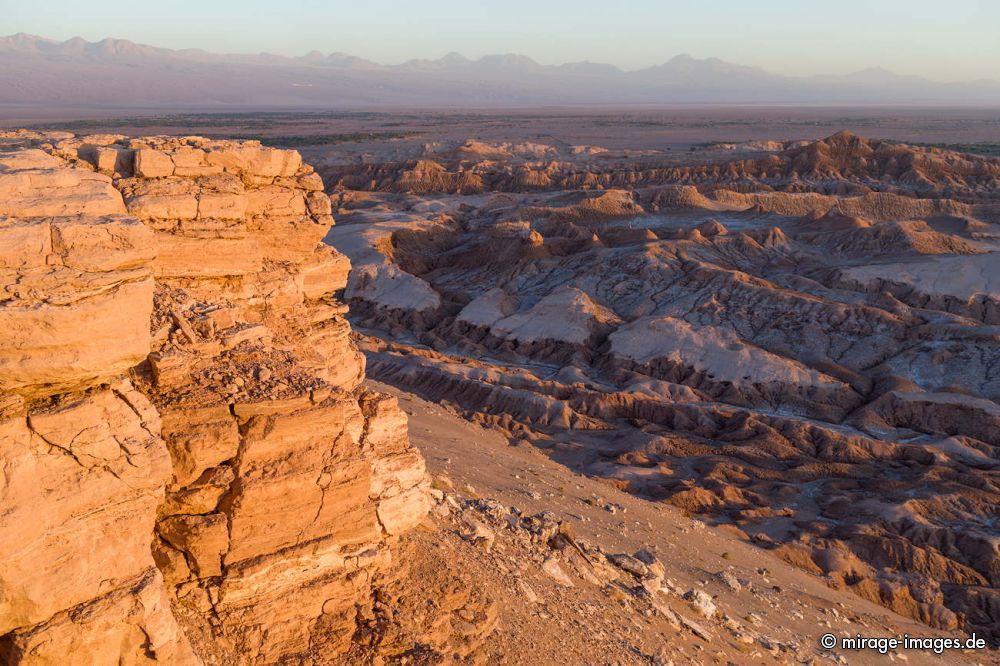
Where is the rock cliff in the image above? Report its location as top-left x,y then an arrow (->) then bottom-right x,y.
0,132 -> 434,663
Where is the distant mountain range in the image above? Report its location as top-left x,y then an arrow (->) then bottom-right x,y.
2,33 -> 999,109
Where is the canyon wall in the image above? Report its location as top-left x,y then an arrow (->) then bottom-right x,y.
0,132 -> 431,663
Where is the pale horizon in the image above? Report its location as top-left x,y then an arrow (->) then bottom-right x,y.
5,0 -> 1000,82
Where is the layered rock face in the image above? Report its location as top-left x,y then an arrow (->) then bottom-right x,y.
0,143 -> 196,663
0,133 -> 431,663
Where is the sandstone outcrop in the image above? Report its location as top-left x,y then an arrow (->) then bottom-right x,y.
0,133 -> 444,663
0,141 -> 195,664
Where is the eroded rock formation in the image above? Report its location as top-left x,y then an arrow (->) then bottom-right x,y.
0,133 -> 438,663
325,133 -> 1000,643
323,131 -> 1000,200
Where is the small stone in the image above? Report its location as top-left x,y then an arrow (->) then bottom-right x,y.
634,548 -> 666,579
676,612 -> 713,641
606,553 -> 649,578
683,589 -> 717,619
541,558 -> 575,587
460,519 -> 495,551
757,636 -> 780,655
718,570 -> 742,592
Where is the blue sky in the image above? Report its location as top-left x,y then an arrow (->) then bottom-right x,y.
5,0 -> 998,80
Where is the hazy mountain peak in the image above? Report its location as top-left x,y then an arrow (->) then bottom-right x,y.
0,33 -> 997,107
476,53 -> 541,69
3,32 -> 50,47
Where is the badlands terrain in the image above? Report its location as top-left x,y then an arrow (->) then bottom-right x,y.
321,129 -> 1000,650
0,115 -> 997,665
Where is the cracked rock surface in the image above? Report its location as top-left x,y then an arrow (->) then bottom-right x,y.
0,132 -> 479,664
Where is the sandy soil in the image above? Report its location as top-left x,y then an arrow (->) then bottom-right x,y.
371,380 -> 995,665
